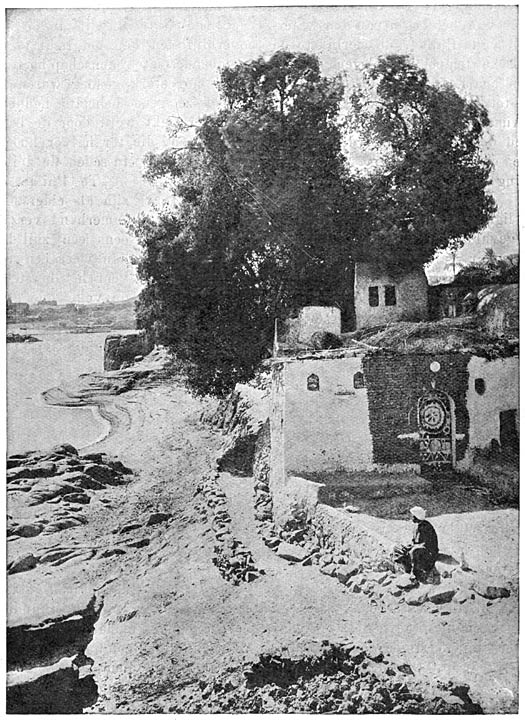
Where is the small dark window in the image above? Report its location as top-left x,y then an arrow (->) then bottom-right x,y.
307,373 -> 320,391
474,378 -> 486,395
368,286 -> 379,307
385,285 -> 397,306
353,371 -> 365,389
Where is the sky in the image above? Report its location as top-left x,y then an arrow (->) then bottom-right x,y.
6,6 -> 518,304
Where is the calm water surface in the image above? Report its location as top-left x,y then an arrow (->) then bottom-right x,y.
7,330 -> 116,454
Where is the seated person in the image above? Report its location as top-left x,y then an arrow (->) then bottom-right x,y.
393,506 -> 439,582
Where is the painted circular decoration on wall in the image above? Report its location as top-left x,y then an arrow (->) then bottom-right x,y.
420,400 -> 446,431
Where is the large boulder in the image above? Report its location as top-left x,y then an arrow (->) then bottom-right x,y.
6,462 -> 57,482
104,332 -> 152,371
7,553 -> 38,575
7,657 -> 82,714
7,582 -> 100,671
52,443 -> 79,456
27,478 -> 81,505
10,522 -> 43,539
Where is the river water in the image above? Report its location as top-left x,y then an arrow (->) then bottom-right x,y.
7,329 -> 120,455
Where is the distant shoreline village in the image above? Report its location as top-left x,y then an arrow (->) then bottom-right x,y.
6,295 -> 137,333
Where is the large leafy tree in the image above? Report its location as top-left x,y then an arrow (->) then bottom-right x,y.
348,55 -> 496,269
129,51 -> 354,395
454,249 -> 519,287
130,52 -> 496,395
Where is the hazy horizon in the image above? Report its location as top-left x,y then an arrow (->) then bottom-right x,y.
6,7 -> 518,304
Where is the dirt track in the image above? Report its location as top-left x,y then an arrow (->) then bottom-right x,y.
8,375 -> 511,712
50,377 -> 513,713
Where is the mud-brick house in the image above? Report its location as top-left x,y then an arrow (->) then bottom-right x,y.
354,262 -> 429,329
271,347 -> 518,483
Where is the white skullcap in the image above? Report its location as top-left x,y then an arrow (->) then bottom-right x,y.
410,506 -> 426,520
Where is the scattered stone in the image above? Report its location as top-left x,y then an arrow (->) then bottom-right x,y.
404,586 -> 429,606
453,589 -> 473,604
276,542 -> 309,562
199,471 -> 264,585
435,561 -> 454,579
335,564 -> 359,584
395,574 -> 416,590
126,537 -> 150,549
460,552 -> 472,571
98,547 -> 127,558
62,492 -> 91,504
118,522 -> 143,534
473,580 -> 511,600
397,663 -> 414,675
320,563 -> 338,577
8,553 -> 38,575
427,585 -> 456,605
146,512 -> 171,526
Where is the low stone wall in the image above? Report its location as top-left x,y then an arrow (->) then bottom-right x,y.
268,472 -> 392,566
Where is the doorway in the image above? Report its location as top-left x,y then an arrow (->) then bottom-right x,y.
499,409 -> 519,457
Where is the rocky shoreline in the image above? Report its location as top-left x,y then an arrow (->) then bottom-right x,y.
6,355 -> 519,714
42,345 -> 170,408
7,346 -> 175,713
7,443 -> 132,713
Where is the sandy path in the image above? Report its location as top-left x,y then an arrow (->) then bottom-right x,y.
219,472 -> 284,573
216,471 -> 519,714
61,378 -> 517,714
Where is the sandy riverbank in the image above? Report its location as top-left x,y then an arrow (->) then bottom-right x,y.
7,370 -> 519,714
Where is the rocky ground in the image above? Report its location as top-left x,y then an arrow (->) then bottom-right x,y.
6,370 -> 519,714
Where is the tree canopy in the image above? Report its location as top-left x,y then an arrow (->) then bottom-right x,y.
129,51 -> 496,396
130,51 -> 354,395
348,54 -> 496,268
454,249 -> 519,287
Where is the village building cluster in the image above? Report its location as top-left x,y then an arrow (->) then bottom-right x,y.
269,262 -> 518,514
